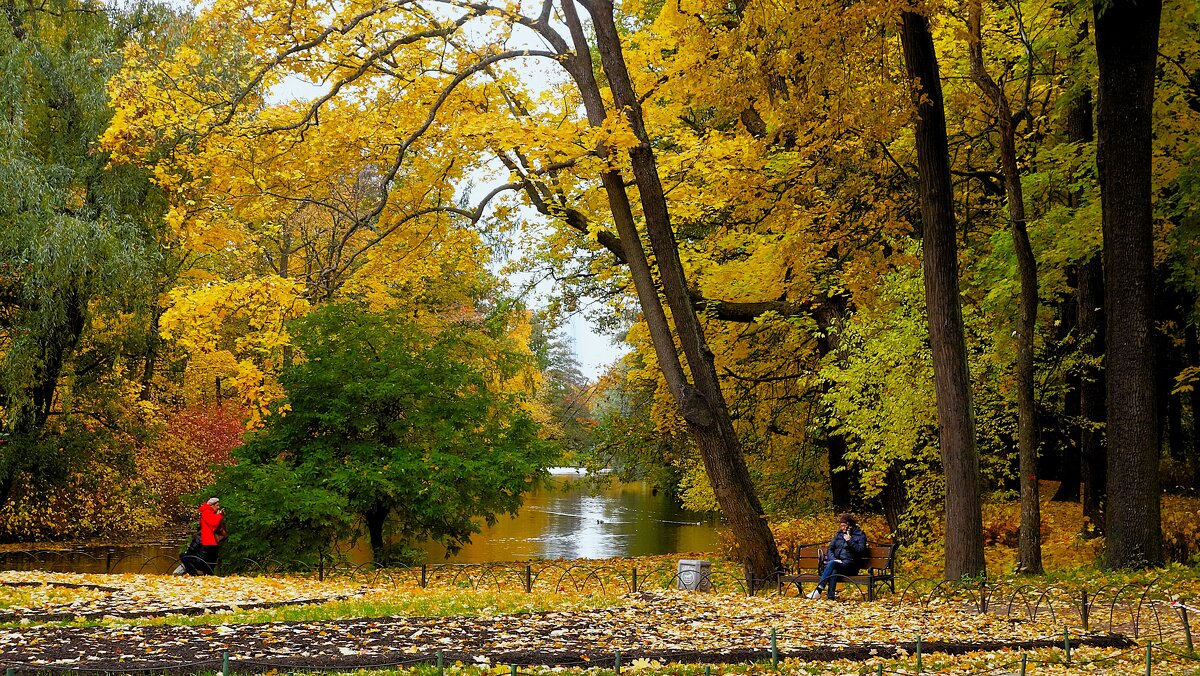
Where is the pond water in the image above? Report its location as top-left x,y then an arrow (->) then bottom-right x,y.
0,473 -> 723,574
417,472 -> 723,562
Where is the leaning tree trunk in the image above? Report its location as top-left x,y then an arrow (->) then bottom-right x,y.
558,0 -> 781,582
900,10 -> 986,581
1094,0 -> 1163,568
967,0 -> 1042,574
588,0 -> 780,581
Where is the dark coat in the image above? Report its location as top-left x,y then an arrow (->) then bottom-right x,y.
826,526 -> 868,573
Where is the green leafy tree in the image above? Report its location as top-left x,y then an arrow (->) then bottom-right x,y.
0,0 -> 171,517
207,302 -> 553,566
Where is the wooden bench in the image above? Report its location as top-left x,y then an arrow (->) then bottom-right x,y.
777,542 -> 897,601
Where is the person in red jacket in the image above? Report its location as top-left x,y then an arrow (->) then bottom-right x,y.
194,497 -> 226,575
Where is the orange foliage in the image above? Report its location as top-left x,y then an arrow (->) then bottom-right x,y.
1162,494 -> 1200,563
167,403 -> 246,466
0,404 -> 249,541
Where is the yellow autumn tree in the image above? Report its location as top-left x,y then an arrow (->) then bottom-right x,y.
103,4 -> 549,422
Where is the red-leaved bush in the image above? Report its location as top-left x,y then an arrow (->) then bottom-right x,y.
168,402 -> 247,466
137,403 -> 246,522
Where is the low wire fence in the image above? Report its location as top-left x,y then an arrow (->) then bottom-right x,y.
0,549 -> 752,594
1,549 -> 1199,643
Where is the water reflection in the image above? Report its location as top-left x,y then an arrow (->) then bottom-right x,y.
419,474 -> 722,562
0,535 -> 186,574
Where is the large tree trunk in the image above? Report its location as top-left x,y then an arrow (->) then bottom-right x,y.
560,0 -> 781,582
1094,0 -> 1163,568
900,10 -> 986,581
589,0 -> 780,582
1079,256 -> 1107,535
967,0 -> 1042,574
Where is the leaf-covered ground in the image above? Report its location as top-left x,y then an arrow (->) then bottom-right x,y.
0,570 -> 363,621
0,570 -> 1139,673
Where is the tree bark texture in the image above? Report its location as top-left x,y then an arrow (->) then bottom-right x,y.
562,0 -> 781,582
1079,256 -> 1107,535
967,0 -> 1042,574
901,10 -> 986,580
1094,0 -> 1163,568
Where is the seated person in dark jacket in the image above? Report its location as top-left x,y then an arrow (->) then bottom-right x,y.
808,513 -> 867,599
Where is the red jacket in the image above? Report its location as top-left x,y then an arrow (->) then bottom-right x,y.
199,503 -> 224,546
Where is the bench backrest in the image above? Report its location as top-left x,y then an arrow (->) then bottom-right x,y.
864,543 -> 897,573
791,546 -> 824,572
790,542 -> 897,573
